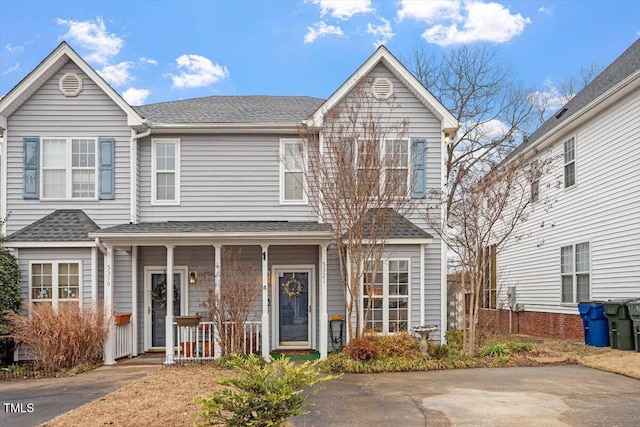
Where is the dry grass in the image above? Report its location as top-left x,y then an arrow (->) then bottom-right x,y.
41,364 -> 234,427
489,334 -> 640,380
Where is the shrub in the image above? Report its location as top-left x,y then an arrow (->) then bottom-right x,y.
479,342 -> 512,358
0,246 -> 21,365
198,354 -> 335,427
7,304 -> 108,372
343,337 -> 379,361
508,342 -> 533,353
373,332 -> 420,358
445,329 -> 463,349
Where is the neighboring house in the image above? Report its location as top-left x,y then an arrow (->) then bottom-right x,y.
480,39 -> 640,339
0,42 -> 457,363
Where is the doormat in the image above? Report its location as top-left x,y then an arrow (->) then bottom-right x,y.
270,350 -> 320,361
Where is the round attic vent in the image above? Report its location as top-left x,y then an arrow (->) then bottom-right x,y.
372,77 -> 393,100
59,73 -> 83,97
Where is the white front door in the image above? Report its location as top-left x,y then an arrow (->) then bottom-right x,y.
144,267 -> 188,350
272,266 -> 315,349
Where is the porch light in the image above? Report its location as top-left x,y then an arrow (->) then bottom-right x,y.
189,271 -> 197,284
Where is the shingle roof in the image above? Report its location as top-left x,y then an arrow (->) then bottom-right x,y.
7,209 -> 100,242
133,96 -> 325,124
505,38 -> 640,162
349,208 -> 433,240
93,220 -> 332,235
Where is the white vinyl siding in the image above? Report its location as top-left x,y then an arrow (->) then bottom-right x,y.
42,137 -> 97,199
496,88 -> 640,315
280,139 -> 306,204
362,258 -> 410,333
151,138 -> 180,205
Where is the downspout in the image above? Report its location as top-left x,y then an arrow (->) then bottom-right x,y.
130,124 -> 151,224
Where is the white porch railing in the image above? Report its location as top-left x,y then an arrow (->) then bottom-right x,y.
174,321 -> 262,360
114,322 -> 133,359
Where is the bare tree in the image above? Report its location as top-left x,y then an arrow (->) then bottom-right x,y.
201,248 -> 261,355
296,79 -> 414,340
425,149 -> 558,352
409,44 -> 538,219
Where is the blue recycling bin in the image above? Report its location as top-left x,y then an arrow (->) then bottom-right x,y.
578,302 -> 609,347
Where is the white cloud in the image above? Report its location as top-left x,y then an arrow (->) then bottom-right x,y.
367,18 -> 394,47
140,57 -> 158,66
122,87 -> 150,105
311,0 -> 374,20
422,1 -> 531,45
537,6 -> 552,15
169,54 -> 229,89
6,43 -> 24,53
397,1 -> 530,46
304,21 -> 345,43
99,61 -> 133,86
3,61 -> 20,74
56,16 -> 123,64
397,0 -> 462,23
527,79 -> 571,119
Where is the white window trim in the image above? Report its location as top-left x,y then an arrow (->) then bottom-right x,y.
560,242 -> 591,305
28,260 -> 83,311
360,258 -> 411,334
151,138 -> 181,206
563,136 -> 577,189
279,138 -> 308,205
40,137 -> 98,201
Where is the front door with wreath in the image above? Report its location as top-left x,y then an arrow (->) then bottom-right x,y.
276,269 -> 311,348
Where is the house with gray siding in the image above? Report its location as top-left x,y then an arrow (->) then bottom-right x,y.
481,39 -> 640,339
0,42 -> 457,364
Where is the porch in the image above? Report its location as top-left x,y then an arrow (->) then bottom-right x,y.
91,221 -> 334,365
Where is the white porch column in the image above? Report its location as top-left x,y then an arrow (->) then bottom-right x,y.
261,244 -> 270,360
213,244 -> 222,358
164,245 -> 175,364
319,244 -> 328,359
420,243 -> 425,327
91,247 -> 98,310
131,246 -> 138,356
103,245 -> 116,365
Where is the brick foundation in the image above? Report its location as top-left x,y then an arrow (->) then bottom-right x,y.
478,309 -> 584,340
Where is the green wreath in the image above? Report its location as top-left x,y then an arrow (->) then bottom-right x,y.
282,277 -> 304,297
151,279 -> 179,308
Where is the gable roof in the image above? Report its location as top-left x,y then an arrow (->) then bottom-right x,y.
310,45 -> 458,131
0,42 -> 146,131
505,38 -> 640,162
134,96 -> 324,125
6,209 -> 100,242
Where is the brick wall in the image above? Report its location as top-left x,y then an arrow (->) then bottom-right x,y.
478,309 -> 584,340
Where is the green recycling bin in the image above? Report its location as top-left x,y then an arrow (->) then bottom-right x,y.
628,300 -> 640,352
602,299 -> 637,350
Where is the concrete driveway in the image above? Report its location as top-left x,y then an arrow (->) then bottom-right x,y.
0,364 -> 158,427
293,365 -> 640,427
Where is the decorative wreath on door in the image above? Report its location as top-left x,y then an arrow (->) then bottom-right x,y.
151,279 -> 179,308
282,277 -> 304,297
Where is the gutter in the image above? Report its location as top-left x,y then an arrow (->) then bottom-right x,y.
130,123 -> 151,224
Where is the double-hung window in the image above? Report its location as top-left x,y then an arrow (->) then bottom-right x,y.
385,139 -> 409,194
42,138 -> 97,199
480,245 -> 497,309
30,261 -> 81,310
560,242 -> 590,303
152,138 -> 180,204
530,159 -> 540,202
563,137 -> 575,188
280,139 -> 306,203
363,259 -> 410,333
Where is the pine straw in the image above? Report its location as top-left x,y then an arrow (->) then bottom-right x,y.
40,363 -> 234,427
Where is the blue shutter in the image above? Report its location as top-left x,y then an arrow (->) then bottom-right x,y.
98,137 -> 115,200
23,137 -> 40,199
411,138 -> 426,199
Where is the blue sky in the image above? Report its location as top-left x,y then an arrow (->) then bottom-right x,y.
0,0 -> 638,107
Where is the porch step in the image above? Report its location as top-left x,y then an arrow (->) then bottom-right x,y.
270,350 -> 320,361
